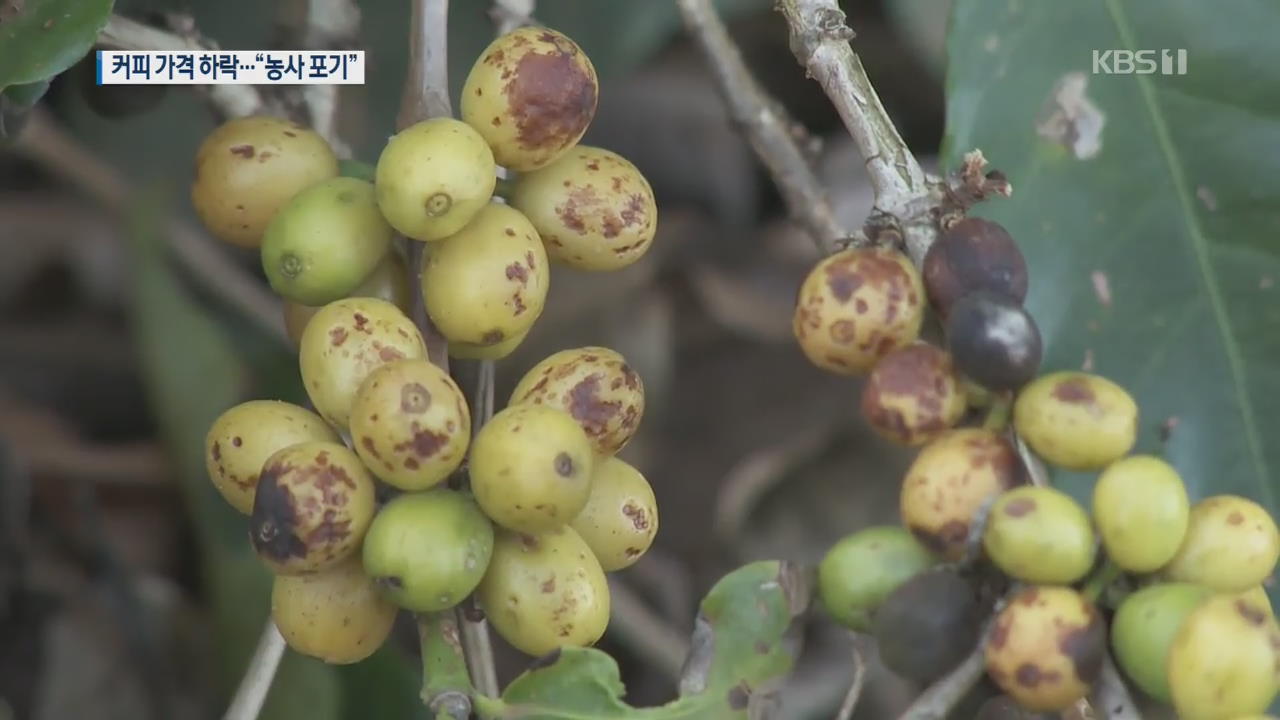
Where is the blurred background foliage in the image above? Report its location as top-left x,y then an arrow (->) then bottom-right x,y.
0,0 -> 1274,718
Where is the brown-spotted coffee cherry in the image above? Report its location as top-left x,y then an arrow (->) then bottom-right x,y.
1167,594 -> 1280,719
924,217 -> 1027,317
271,556 -> 397,664
983,486 -> 1096,585
569,457 -> 658,571
1163,495 -> 1280,592
860,343 -> 966,446
508,346 -> 644,456
985,587 -> 1106,712
900,428 -> 1024,560
461,27 -> 599,171
793,247 -> 926,375
250,441 -> 377,575
946,290 -> 1042,391
1013,371 -> 1137,471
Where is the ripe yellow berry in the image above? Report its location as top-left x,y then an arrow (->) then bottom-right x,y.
461,27 -> 598,171
421,203 -> 549,347
1164,495 -> 1280,592
374,117 -> 496,241
508,346 -> 644,456
1092,455 -> 1189,572
511,146 -> 657,271
985,587 -> 1105,712
983,486 -> 1096,584
1013,371 -> 1137,471
476,527 -> 610,656
569,457 -> 658,571
860,343 -> 966,446
191,116 -> 337,247
283,251 -> 413,346
793,247 -> 925,375
250,441 -> 376,574
204,400 -> 338,514
1167,594 -> 1280,719
470,404 -> 595,533
298,297 -> 427,429
349,359 -> 470,490
271,556 -> 397,664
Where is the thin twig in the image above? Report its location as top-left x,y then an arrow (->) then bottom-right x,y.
273,0 -> 363,157
460,358 -> 500,697
896,633 -> 987,720
1014,433 -> 1051,488
98,15 -> 270,120
606,577 -> 690,681
490,0 -> 536,35
12,109 -> 290,346
834,638 -> 866,720
221,621 -> 287,720
1090,655 -> 1143,720
676,0 -> 844,254
398,0 -> 453,128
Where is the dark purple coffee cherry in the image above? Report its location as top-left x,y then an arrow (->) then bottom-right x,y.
872,567 -> 982,683
946,291 -> 1042,391
924,218 -> 1028,316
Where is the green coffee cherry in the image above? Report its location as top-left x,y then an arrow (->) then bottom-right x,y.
1092,455 -> 1189,572
817,526 -> 938,632
1110,582 -> 1212,702
983,486 -> 1096,585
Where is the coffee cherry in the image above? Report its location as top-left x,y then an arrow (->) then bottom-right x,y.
448,329 -> 529,361
923,218 -> 1027,316
860,343 -> 966,446
1164,495 -> 1280,592
461,27 -> 598,171
510,146 -> 657,271
873,568 -> 982,683
283,251 -> 413,346
1013,371 -> 1137,471
421,203 -> 549,347
375,117 -> 496,241
299,297 -> 427,429
361,490 -> 494,612
818,526 -> 938,632
1110,582 -> 1211,702
1168,594 -> 1280,719
1092,455 -> 1189,572
250,441 -> 376,574
261,177 -> 393,306
983,486 -> 1095,585
568,457 -> 658,571
271,556 -> 397,664
470,404 -> 595,533
476,526 -> 610,656
204,400 -> 338,514
191,116 -> 338,248
793,247 -> 926,375
508,346 -> 644,456
945,291 -> 1041,391
985,587 -> 1105,712
349,359 -> 470,490
972,695 -> 1054,720
900,428 -> 1023,560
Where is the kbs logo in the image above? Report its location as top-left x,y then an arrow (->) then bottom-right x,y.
1092,49 -> 1187,75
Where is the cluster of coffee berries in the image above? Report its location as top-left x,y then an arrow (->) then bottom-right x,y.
808,218 -> 1280,718
196,26 -> 661,664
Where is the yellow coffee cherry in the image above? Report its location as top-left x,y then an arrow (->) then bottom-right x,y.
510,146 -> 657,271
985,587 -> 1105,712
899,428 -> 1023,560
191,116 -> 338,248
793,247 -> 926,375
569,457 -> 658,571
204,400 -> 338,514
348,359 -> 470,490
461,27 -> 599,171
374,117 -> 496,241
1168,594 -> 1280,720
860,343 -> 966,446
448,328 -> 529,361
271,556 -> 397,664
1013,371 -> 1137,471
283,251 -> 413,347
508,346 -> 644,456
470,404 -> 595,533
1092,455 -> 1189,572
299,297 -> 427,429
476,527 -> 610,656
421,203 -> 549,347
261,177 -> 393,306
250,441 -> 376,574
1164,495 -> 1280,592
983,486 -> 1096,584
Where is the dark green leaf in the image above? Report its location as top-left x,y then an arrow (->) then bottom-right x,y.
943,1 -> 1280,514
0,0 -> 114,90
476,561 -> 812,719
3,78 -> 50,106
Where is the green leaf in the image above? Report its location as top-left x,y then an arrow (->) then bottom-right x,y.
0,0 -> 114,90
338,159 -> 376,183
476,561 -> 812,720
943,1 -> 1280,514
